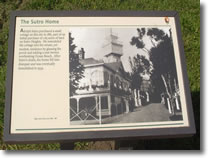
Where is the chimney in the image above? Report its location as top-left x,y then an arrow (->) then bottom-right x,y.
78,48 -> 85,60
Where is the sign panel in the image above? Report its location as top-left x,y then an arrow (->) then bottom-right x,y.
4,11 -> 195,143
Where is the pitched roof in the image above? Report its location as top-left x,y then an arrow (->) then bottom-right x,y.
105,62 -> 131,81
104,62 -> 122,73
80,58 -> 130,81
79,58 -> 103,65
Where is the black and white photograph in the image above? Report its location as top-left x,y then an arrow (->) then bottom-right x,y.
69,27 -> 183,125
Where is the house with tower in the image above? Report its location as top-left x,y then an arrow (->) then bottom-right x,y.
70,31 -> 134,122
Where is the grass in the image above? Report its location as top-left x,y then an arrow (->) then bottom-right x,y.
0,0 -> 200,150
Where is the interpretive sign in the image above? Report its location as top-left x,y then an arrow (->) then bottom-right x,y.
4,11 -> 195,143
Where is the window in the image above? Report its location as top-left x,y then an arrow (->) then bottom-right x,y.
91,70 -> 104,86
110,75 -> 114,85
101,96 -> 108,109
104,71 -> 109,84
111,95 -> 115,103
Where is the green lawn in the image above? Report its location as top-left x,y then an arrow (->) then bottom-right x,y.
0,0 -> 200,150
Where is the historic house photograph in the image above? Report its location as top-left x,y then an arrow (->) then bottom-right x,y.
68,27 -> 183,125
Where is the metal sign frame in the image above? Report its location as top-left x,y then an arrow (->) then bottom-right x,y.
3,11 -> 195,144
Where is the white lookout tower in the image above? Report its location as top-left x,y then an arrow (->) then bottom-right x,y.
103,29 -> 123,63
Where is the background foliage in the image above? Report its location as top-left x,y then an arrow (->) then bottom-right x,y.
0,0 -> 200,150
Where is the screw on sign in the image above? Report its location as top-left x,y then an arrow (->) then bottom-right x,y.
165,17 -> 169,24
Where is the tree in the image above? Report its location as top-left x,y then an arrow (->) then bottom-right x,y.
150,30 -> 177,94
130,28 -> 179,113
129,54 -> 150,107
69,32 -> 84,96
